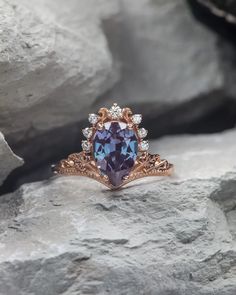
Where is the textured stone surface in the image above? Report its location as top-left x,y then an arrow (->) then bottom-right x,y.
102,0 -> 236,130
0,0 -> 118,152
0,129 -> 236,294
104,0 -> 221,104
0,132 -> 23,186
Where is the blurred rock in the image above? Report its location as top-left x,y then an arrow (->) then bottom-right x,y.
0,0 -> 119,153
0,129 -> 236,294
196,0 -> 236,23
0,132 -> 23,186
102,0 -> 236,132
1,0 -> 236,179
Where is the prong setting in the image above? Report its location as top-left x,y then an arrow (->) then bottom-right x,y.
54,103 -> 173,190
138,128 -> 148,138
127,123 -> 134,130
82,127 -> 93,139
131,114 -> 142,125
88,113 -> 99,125
108,103 -> 123,119
97,122 -> 104,130
139,140 -> 149,152
82,140 -> 91,152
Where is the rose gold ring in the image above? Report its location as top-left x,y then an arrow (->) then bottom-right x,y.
53,103 -> 174,190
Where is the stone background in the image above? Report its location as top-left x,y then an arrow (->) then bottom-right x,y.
0,0 -> 236,294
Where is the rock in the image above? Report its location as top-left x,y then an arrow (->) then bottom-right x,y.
0,132 -> 23,186
196,0 -> 236,23
102,0 -> 236,134
0,129 -> 236,294
0,0 -> 119,162
1,0 -> 236,173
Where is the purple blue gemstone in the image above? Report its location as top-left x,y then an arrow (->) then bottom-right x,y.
93,121 -> 138,187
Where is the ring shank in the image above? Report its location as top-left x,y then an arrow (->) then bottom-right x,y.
53,152 -> 174,189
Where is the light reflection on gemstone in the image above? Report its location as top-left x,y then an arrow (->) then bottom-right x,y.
82,127 -> 93,138
82,140 -> 91,152
88,113 -> 99,124
108,104 -> 123,119
138,128 -> 148,138
93,121 -> 138,187
139,140 -> 149,151
131,114 -> 142,125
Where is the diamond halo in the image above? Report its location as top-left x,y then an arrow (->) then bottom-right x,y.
84,103 -> 151,185
54,103 -> 173,190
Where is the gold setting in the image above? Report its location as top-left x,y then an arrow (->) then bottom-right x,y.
53,103 -> 174,190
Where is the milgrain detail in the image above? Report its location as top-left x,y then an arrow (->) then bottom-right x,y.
53,104 -> 173,189
54,151 -> 173,190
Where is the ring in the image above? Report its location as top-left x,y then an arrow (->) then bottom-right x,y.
53,103 -> 174,190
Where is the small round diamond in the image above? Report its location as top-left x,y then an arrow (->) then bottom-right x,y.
139,140 -> 149,151
131,114 -> 142,125
82,127 -> 93,138
109,103 -> 123,119
138,128 -> 148,138
88,113 -> 99,124
82,140 -> 91,152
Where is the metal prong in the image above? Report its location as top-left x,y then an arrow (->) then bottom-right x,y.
97,122 -> 104,130
127,123 -> 134,130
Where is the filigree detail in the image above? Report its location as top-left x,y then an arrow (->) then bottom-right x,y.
55,153 -> 89,174
53,152 -> 112,187
54,151 -> 173,190
138,153 -> 171,172
119,152 -> 173,187
53,103 -> 174,190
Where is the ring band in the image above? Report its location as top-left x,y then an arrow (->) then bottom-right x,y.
53,103 -> 174,190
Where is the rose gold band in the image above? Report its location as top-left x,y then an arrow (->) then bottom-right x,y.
53,151 -> 173,190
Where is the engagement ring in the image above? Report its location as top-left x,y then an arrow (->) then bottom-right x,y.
53,103 -> 174,190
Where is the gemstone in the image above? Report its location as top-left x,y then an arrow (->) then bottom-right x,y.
82,127 -> 93,138
93,121 -> 138,187
131,114 -> 142,124
138,128 -> 148,138
82,140 -> 91,152
108,103 -> 123,119
139,140 -> 149,151
88,113 -> 99,124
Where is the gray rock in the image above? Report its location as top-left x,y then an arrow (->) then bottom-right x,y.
0,129 -> 236,294
102,0 -> 236,127
0,0 -> 119,148
0,132 -> 23,186
1,0 -> 236,172
196,0 -> 236,23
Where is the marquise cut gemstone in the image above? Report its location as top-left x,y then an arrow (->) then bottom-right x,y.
93,121 -> 138,187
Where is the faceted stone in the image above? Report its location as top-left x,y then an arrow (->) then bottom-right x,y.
138,128 -> 148,138
108,103 -> 123,119
81,140 -> 91,152
139,140 -> 149,151
93,121 -> 138,187
82,127 -> 93,139
88,114 -> 99,124
131,114 -> 142,125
